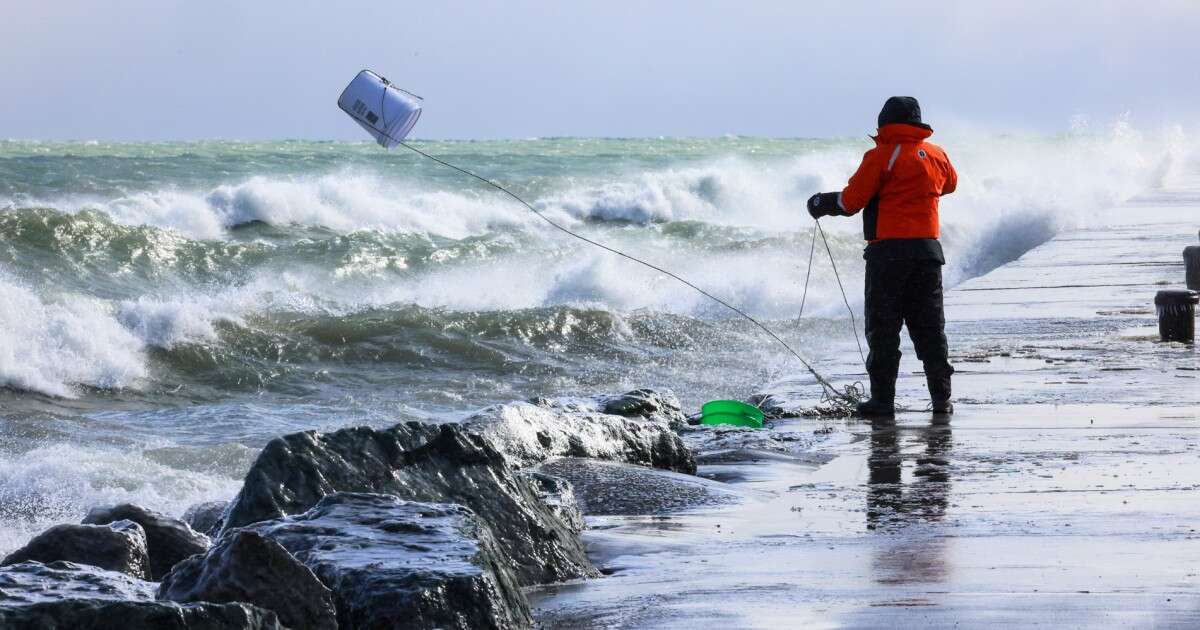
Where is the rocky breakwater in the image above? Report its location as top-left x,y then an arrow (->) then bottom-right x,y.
209,388 -> 702,628
0,388 -> 712,629
221,420 -> 596,586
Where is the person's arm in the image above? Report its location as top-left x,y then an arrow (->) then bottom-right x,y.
941,156 -> 958,196
808,147 -> 884,219
839,148 -> 886,214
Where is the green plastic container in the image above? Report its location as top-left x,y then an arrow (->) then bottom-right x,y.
700,400 -> 764,428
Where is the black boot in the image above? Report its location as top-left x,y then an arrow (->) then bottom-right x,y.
927,372 -> 952,415
857,375 -> 896,417
857,398 -> 896,416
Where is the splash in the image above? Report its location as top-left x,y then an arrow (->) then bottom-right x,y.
0,442 -> 242,556
0,276 -> 147,397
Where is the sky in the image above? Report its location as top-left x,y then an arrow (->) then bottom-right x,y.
2,1 -> 1199,141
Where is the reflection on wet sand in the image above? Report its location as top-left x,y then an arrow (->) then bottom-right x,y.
868,422 -> 953,585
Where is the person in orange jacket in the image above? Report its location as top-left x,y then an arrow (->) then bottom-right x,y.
807,96 -> 957,416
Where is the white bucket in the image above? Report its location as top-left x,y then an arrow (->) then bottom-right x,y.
337,70 -> 423,149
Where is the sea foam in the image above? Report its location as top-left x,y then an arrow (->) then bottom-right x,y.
0,442 -> 241,556
0,276 -> 147,397
95,174 -> 537,241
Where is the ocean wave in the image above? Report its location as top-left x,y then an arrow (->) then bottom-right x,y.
116,295 -> 239,348
8,174 -> 540,241
0,124 -> 1190,397
0,207 -> 543,295
937,118 -> 1183,283
536,152 -> 861,228
0,276 -> 148,397
0,275 -> 247,397
0,442 -> 242,556
3,123 -> 1184,259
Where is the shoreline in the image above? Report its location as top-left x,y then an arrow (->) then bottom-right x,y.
530,189 -> 1200,627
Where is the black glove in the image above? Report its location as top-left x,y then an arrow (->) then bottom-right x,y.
807,192 -> 843,219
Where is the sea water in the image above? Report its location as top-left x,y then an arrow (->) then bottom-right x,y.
0,123 -> 1190,553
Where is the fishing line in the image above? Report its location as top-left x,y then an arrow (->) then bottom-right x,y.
393,140 -> 861,403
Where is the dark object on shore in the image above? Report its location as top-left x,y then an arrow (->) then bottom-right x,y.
1155,289 -> 1199,343
245,493 -> 532,630
1185,245 -> 1200,290
158,530 -> 337,630
222,422 -> 597,585
1,521 -> 151,580
0,561 -> 284,630
84,504 -> 211,580
181,501 -> 230,538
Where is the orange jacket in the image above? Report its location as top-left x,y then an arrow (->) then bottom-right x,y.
838,124 -> 957,241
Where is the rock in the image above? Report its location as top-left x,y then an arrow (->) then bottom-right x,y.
83,504 -> 211,580
246,493 -> 532,630
1,521 -> 151,580
520,470 -> 585,533
158,530 -> 336,630
536,458 -> 749,516
462,397 -> 695,473
0,561 -> 284,630
223,422 -> 596,585
0,560 -> 156,601
181,501 -> 229,538
600,388 -> 687,426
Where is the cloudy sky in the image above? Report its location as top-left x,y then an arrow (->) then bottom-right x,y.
2,1 -> 1198,140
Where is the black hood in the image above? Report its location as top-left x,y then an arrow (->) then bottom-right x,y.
878,96 -> 931,130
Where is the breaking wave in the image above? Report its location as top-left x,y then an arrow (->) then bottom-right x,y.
0,123 -> 1190,397
0,275 -> 147,397
0,441 -> 244,555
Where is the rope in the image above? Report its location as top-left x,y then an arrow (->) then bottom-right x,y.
795,223 -> 818,324
795,220 -> 865,368
394,140 -> 859,403
793,218 -> 868,411
815,219 -> 867,367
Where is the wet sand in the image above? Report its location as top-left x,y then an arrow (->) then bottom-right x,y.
532,192 -> 1200,627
